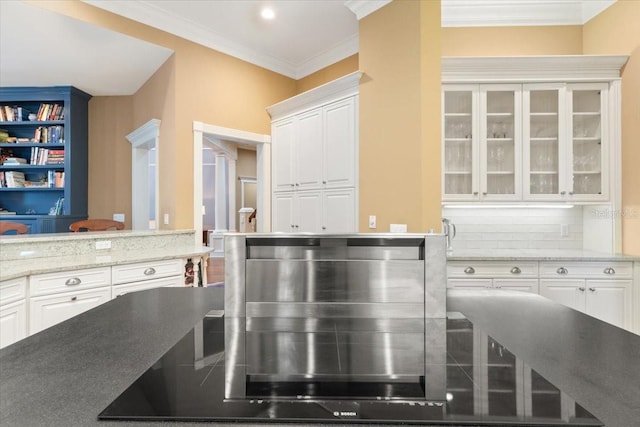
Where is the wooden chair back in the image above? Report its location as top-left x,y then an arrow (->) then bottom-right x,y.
0,221 -> 29,235
69,219 -> 125,232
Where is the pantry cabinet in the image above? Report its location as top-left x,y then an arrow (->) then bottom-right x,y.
268,72 -> 359,233
442,56 -> 625,205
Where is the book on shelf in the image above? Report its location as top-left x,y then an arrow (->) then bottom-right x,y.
2,157 -> 28,165
0,206 -> 17,215
0,106 -> 32,122
0,128 -> 8,142
36,103 -> 64,121
47,170 -> 64,188
4,171 -> 25,187
33,125 -> 64,144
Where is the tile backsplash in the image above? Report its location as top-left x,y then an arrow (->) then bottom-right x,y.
441,207 -> 583,250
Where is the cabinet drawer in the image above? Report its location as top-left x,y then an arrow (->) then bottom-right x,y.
29,286 -> 111,334
448,261 -> 538,278
112,259 -> 184,285
30,267 -> 111,297
1,277 -> 27,305
539,262 -> 633,279
447,279 -> 492,289
112,275 -> 184,298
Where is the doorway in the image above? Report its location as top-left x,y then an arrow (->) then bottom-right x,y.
192,122 -> 271,252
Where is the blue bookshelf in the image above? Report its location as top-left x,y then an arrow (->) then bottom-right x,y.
0,86 -> 91,233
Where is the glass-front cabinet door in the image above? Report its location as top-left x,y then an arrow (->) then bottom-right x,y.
443,86 -> 477,200
480,85 -> 521,200
523,84 -> 565,201
567,83 -> 608,201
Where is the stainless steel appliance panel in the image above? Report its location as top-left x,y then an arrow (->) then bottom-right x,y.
247,246 -> 422,260
246,302 -> 424,318
246,259 -> 424,303
245,331 -> 425,378
245,317 -> 425,334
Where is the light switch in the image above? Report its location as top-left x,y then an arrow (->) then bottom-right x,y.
368,215 -> 376,229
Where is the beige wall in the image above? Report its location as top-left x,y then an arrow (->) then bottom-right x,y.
583,0 -> 640,256
442,25 -> 583,56
296,54 -> 359,94
30,1 -> 296,229
359,0 -> 441,233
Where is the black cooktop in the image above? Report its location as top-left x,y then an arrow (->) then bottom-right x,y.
99,312 -> 602,426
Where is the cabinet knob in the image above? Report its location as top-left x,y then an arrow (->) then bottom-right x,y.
144,267 -> 156,276
295,183 -> 299,187
482,192 -> 487,196
71,296 -> 77,301
604,267 -> 616,275
510,266 -> 521,274
322,226 -> 326,230
556,267 -> 568,275
290,184 -> 295,187
578,287 -> 585,292
589,287 -> 596,292
560,191 -> 566,195
464,266 -> 475,274
65,277 -> 82,286
569,192 -> 574,195
322,181 -> 327,184
295,225 -> 299,229
473,192 -> 478,196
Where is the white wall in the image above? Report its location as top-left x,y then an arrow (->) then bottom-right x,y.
442,206 -> 584,250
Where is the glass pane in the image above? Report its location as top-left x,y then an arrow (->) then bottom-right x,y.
486,91 -> 515,195
444,90 -> 473,195
529,90 -> 559,195
572,89 -> 602,195
202,147 -> 216,229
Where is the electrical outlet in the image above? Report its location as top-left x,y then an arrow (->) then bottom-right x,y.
164,213 -> 170,225
390,224 -> 407,233
368,215 -> 376,229
113,213 -> 125,222
560,224 -> 569,237
95,240 -> 111,250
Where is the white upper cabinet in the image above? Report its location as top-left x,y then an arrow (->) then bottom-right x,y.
566,83 -> 609,202
441,56 -> 627,205
443,84 -> 522,201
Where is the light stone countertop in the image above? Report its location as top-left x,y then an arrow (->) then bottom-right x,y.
447,248 -> 640,262
0,247 -> 213,282
0,229 -> 213,281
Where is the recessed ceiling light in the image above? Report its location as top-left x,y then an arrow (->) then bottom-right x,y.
261,7 -> 275,20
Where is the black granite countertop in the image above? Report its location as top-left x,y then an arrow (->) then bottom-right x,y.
1,287 -> 638,427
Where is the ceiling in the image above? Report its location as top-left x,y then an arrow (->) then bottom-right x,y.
0,0 -> 616,96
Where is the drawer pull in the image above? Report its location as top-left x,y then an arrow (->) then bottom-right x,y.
556,267 -> 568,275
144,267 -> 156,276
510,266 -> 521,274
604,267 -> 616,275
589,287 -> 596,292
71,296 -> 77,301
65,277 -> 82,286
578,287 -> 585,292
464,267 -> 475,274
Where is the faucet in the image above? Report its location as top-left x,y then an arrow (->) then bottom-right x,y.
442,217 -> 456,252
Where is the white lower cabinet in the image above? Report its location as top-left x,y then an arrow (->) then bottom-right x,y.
112,275 -> 184,298
0,300 -> 27,349
29,287 -> 111,334
447,261 -> 539,293
540,279 -> 631,329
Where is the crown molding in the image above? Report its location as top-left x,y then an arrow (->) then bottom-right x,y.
442,55 -> 629,83
441,0 -> 616,28
267,71 -> 362,120
344,0 -> 392,20
295,34 -> 359,79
